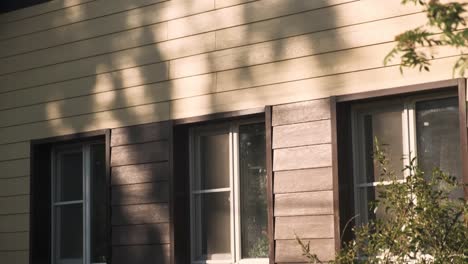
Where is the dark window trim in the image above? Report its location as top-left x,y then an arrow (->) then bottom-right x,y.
265,106 -> 275,264
29,129 -> 111,264
332,78 -> 468,247
1,0 -> 51,14
173,107 -> 265,125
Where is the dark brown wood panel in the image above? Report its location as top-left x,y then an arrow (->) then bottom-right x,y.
112,203 -> 169,225
112,244 -> 171,264
111,121 -> 171,147
274,191 -> 334,217
111,141 -> 169,166
274,167 -> 333,194
265,106 -> 275,264
275,239 -> 335,262
275,215 -> 334,239
457,79 -> 468,198
111,162 -> 169,185
111,182 -> 169,205
272,99 -> 331,126
112,223 -> 170,245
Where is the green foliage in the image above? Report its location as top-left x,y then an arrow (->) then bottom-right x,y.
297,139 -> 468,263
384,0 -> 468,76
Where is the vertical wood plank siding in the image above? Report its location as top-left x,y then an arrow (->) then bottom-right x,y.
271,98 -> 337,262
110,121 -> 172,264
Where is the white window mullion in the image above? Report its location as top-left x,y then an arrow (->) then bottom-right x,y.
229,126 -> 237,264
232,124 -> 241,263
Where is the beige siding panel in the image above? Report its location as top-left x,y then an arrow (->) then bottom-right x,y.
0,214 -> 29,232
0,232 -> 29,251
0,177 -> 30,197
0,250 -> 28,264
216,0 -> 422,50
168,0 -> 354,39
0,159 -> 30,179
172,13 -> 425,79
0,195 -> 29,215
0,0 -> 95,23
0,74 -> 215,128
0,142 -> 30,161
273,99 -> 330,126
0,102 -> 170,145
215,0 -> 257,9
0,32 -> 215,93
0,22 -> 168,76
275,191 -> 333,216
0,0 -> 214,58
275,239 -> 335,262
0,62 -> 169,111
274,167 -> 333,194
273,120 -> 331,149
275,215 -> 335,239
0,0 -> 167,40
274,144 -> 332,171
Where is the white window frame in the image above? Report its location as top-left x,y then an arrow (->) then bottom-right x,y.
51,141 -> 106,264
351,92 -> 458,225
189,119 -> 269,264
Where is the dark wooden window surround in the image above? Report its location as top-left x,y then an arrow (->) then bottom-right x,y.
0,0 -> 50,13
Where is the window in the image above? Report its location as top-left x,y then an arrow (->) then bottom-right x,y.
0,0 -> 50,13
51,141 -> 108,264
352,94 -> 462,224
189,120 -> 268,263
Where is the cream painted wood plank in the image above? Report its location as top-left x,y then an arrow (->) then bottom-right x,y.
0,0 -> 95,23
0,32 -> 215,93
171,12 -> 426,79
275,239 -> 335,262
0,0 -> 214,58
0,232 -> 29,251
0,0 -> 167,40
275,191 -> 334,216
0,62 -> 168,111
0,177 -> 29,197
0,251 -> 28,264
272,99 -> 330,126
273,120 -> 331,148
216,0 -> 423,50
0,195 -> 29,215
275,215 -> 335,239
0,214 -> 29,232
0,56 -> 459,145
0,142 -> 29,161
215,0 -> 257,9
0,159 -> 30,179
274,144 -> 332,171
0,74 -> 214,128
274,167 -> 333,193
168,0 -> 354,39
0,102 -> 170,145
0,22 -> 168,76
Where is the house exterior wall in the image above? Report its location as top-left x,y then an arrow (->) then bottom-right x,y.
0,0 -> 466,263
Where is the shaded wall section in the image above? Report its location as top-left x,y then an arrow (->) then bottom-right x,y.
110,121 -> 172,264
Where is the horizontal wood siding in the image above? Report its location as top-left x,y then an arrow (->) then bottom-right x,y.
110,120 -> 172,263
0,0 -> 465,263
272,98 -> 337,262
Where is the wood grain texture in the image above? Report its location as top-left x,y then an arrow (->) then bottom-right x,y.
275,191 -> 334,216
274,167 -> 333,193
273,144 -> 332,171
112,181 -> 169,205
112,244 -> 171,264
112,203 -> 169,225
272,99 -> 331,126
273,120 -> 332,149
275,239 -> 335,262
0,214 -> 29,232
275,215 -> 335,239
111,121 -> 170,146
112,223 -> 170,245
111,141 -> 169,166
112,162 -> 169,185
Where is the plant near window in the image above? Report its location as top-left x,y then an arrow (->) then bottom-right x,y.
297,140 -> 468,263
384,0 -> 468,76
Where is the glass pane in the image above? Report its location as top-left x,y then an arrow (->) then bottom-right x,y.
55,204 -> 83,263
239,123 -> 268,258
56,149 -> 83,202
90,144 -> 107,263
197,132 -> 230,190
194,192 -> 231,261
416,97 -> 463,197
357,186 -> 390,223
361,108 -> 404,183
